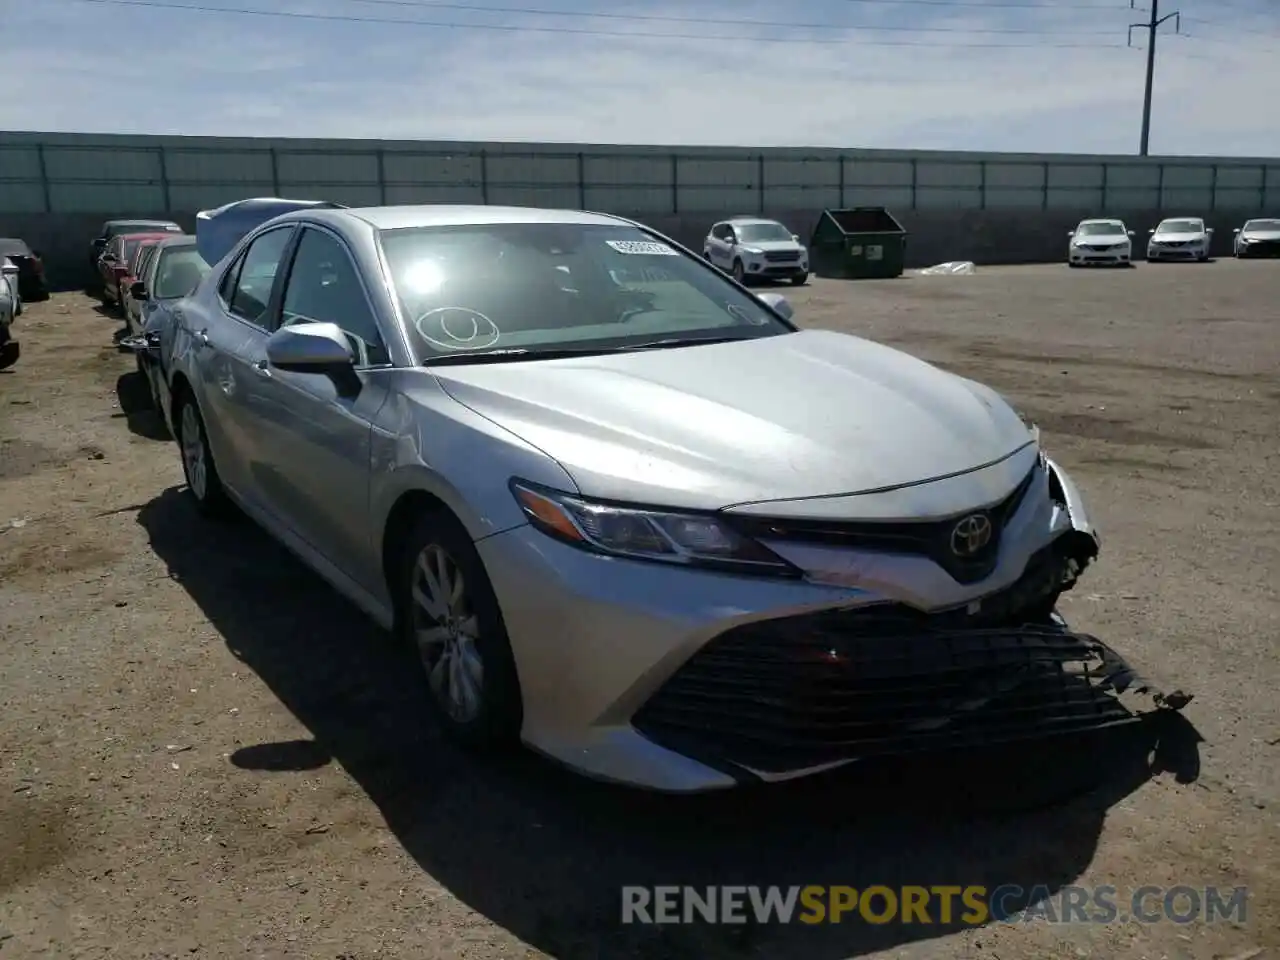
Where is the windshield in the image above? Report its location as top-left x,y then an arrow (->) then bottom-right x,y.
1157,219 -> 1203,234
152,246 -> 210,299
380,222 -> 793,364
122,238 -> 144,262
1077,222 -> 1125,236
735,222 -> 794,243
1244,219 -> 1280,231
0,239 -> 31,257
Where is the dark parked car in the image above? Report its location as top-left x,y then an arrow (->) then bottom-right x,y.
0,238 -> 49,304
88,219 -> 183,287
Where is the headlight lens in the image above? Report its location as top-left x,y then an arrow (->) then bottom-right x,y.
510,480 -> 799,576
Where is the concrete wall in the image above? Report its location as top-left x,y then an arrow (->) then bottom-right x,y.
1,131 -> 1275,289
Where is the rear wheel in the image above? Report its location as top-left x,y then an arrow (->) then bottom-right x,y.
396,511 -> 523,749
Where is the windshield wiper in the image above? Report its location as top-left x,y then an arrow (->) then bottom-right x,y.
610,336 -> 749,352
421,347 -> 615,366
421,336 -> 750,365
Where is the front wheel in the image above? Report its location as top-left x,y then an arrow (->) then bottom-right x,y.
396,511 -> 523,749
731,259 -> 745,284
791,272 -> 809,286
176,394 -> 230,517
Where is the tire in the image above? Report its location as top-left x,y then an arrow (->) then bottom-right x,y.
791,272 -> 809,286
1068,261 -> 1080,269
395,510 -> 523,750
702,249 -> 712,261
175,391 -> 230,517
731,259 -> 745,284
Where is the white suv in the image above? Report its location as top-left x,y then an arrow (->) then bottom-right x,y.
703,217 -> 809,285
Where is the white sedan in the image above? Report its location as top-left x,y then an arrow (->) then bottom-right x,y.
1066,219 -> 1134,267
1233,218 -> 1280,258
1145,217 -> 1212,262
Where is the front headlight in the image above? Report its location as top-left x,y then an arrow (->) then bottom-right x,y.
510,480 -> 800,577
741,247 -> 764,256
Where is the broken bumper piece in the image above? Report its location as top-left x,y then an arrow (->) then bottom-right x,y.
633,612 -> 1192,783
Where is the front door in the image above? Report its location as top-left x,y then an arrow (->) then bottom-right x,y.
238,225 -> 392,590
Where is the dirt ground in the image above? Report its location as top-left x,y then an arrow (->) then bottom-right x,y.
1,262 -> 1278,960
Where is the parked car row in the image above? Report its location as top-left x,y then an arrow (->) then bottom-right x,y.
107,195 -> 1189,794
1067,215 -> 1279,267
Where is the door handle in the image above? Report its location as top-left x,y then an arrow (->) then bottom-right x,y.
252,360 -> 272,378
194,329 -> 211,349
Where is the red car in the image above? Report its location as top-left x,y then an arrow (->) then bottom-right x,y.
98,232 -> 174,308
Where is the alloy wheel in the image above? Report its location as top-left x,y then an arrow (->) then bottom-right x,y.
411,543 -> 485,723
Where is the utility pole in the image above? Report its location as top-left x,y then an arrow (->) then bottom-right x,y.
1129,0 -> 1180,156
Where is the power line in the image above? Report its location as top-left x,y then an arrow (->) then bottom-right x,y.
47,0 -> 1137,47
334,0 -> 1120,35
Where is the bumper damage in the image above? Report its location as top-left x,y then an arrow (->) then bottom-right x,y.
630,502 -> 1191,785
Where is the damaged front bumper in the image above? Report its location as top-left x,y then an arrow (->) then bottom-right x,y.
630,497 -> 1190,785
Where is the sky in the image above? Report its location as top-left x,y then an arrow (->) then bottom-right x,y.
0,0 -> 1277,156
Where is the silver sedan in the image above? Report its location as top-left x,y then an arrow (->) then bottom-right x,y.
142,198 -> 1186,792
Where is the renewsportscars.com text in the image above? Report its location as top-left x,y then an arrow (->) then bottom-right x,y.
621,885 -> 1248,926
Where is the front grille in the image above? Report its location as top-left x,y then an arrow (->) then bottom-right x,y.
1083,243 -> 1117,251
1156,240 -> 1189,248
1242,240 -> 1280,257
727,463 -> 1038,585
764,250 -> 801,263
632,546 -> 1157,776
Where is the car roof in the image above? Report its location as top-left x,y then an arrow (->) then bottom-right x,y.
0,238 -> 31,254
724,217 -> 780,226
1079,218 -> 1124,225
107,219 -> 180,227
290,204 -> 632,231
1158,216 -> 1203,223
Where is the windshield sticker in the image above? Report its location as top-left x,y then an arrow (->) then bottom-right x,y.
414,307 -> 501,352
606,240 -> 679,256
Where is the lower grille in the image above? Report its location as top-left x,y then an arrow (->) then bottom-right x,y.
764,250 -> 800,263
633,546 -> 1186,777
1241,240 -> 1280,257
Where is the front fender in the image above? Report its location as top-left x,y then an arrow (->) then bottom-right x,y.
368,375 -> 579,545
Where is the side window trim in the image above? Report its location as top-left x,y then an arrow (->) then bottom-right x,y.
278,224 -> 392,369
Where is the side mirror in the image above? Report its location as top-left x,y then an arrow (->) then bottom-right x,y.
130,280 -> 148,301
1,263 -> 18,278
792,234 -> 801,242
266,321 -> 354,372
756,291 -> 794,321
1233,228 -> 1241,233
1127,230 -> 1135,236
1206,227 -> 1214,234
1148,228 -> 1155,234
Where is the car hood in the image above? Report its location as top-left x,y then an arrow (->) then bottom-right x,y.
429,329 -> 1033,510
1075,234 -> 1128,243
1241,229 -> 1280,241
1151,232 -> 1205,242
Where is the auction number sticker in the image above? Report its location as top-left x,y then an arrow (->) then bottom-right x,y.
606,240 -> 679,256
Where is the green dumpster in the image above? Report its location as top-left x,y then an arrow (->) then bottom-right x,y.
809,207 -> 907,279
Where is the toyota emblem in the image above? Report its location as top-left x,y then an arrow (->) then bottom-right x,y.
950,514 -> 993,557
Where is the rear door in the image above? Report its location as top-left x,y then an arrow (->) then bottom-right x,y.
192,224 -> 298,503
